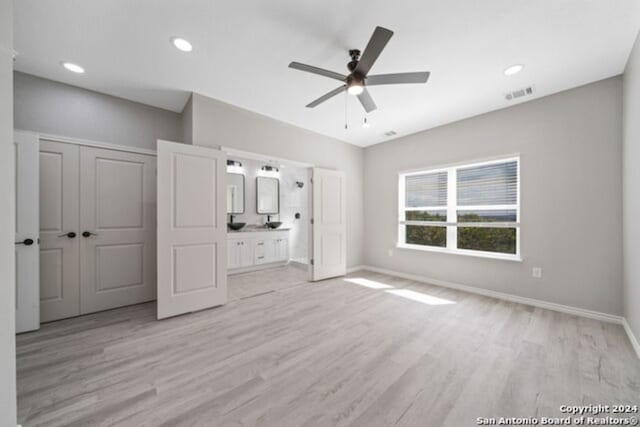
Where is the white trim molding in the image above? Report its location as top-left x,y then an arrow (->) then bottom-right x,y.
352,265 -> 624,325
346,265 -> 366,274
221,146 -> 314,169
396,243 -> 523,262
16,130 -> 158,156
623,318 -> 640,359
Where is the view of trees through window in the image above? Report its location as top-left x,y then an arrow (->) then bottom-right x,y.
400,158 -> 519,257
457,227 -> 516,254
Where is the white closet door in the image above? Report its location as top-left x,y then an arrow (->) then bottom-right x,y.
157,140 -> 227,319
312,168 -> 346,281
39,140 -> 80,322
15,131 -> 40,333
79,147 -> 157,314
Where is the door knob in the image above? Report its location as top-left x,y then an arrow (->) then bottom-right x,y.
15,238 -> 35,246
58,232 -> 76,238
82,231 -> 98,238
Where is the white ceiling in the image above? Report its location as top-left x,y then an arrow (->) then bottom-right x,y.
14,0 -> 640,147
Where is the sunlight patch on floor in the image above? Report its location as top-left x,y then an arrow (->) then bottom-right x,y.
385,288 -> 456,306
344,277 -> 456,305
343,277 -> 394,289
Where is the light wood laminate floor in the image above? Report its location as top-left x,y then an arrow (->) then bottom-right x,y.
228,264 -> 309,302
17,269 -> 640,426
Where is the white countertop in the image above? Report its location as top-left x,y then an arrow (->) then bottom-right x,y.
227,226 -> 290,234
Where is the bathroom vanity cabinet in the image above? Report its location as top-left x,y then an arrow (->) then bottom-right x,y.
227,229 -> 289,272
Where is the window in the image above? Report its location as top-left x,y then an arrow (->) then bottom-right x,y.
398,157 -> 520,260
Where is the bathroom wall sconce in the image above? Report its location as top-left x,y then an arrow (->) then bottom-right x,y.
226,159 -> 243,174
261,165 -> 279,172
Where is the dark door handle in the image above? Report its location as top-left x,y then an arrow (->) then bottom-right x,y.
58,232 -> 76,238
15,238 -> 35,246
82,231 -> 98,238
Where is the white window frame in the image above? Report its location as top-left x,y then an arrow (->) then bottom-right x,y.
397,156 -> 521,261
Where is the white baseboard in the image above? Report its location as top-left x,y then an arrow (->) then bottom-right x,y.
346,265 -> 366,274
623,318 -> 640,359
352,265 -> 624,325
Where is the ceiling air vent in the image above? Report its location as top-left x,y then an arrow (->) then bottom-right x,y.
384,130 -> 397,137
505,86 -> 534,101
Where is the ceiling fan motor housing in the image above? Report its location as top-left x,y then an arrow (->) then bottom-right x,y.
347,73 -> 365,87
348,49 -> 361,72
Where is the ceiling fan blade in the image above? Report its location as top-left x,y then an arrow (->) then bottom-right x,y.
354,26 -> 394,76
289,62 -> 347,82
357,88 -> 377,113
306,86 -> 346,108
366,72 -> 430,86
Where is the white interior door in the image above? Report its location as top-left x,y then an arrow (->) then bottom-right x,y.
14,131 -> 39,333
79,147 -> 157,314
312,168 -> 346,281
39,139 -> 80,322
157,140 -> 227,319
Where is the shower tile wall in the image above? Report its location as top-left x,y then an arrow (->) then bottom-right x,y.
279,166 -> 309,264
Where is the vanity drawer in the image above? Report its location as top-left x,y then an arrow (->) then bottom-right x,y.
254,240 -> 268,264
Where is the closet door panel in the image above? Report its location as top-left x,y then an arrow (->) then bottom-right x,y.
39,140 -> 80,322
79,147 -> 156,314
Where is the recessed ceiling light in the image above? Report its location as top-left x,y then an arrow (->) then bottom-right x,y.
504,64 -> 524,76
61,62 -> 85,74
171,37 -> 193,52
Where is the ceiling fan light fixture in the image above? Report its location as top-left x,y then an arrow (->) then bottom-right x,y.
347,83 -> 364,96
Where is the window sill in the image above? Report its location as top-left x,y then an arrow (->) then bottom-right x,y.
396,243 -> 523,262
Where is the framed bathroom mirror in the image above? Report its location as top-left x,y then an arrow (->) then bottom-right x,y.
226,173 -> 245,214
256,176 -> 279,214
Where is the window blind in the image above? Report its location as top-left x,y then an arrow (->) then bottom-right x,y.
456,161 -> 518,206
405,171 -> 447,208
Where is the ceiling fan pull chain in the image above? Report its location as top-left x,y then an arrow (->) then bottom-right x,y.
344,89 -> 348,130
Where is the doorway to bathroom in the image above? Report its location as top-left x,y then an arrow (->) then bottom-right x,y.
223,147 -> 314,301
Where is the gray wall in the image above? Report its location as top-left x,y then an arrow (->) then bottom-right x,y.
181,94 -> 193,144
363,77 -> 623,316
0,0 -> 17,424
191,94 -> 364,268
624,33 -> 640,337
14,72 -> 183,149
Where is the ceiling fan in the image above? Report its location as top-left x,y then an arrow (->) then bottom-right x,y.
289,26 -> 430,113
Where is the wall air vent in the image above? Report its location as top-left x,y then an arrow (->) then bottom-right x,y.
505,86 -> 534,101
384,130 -> 397,137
